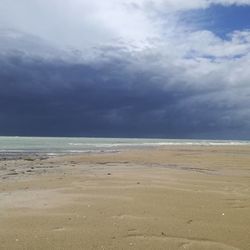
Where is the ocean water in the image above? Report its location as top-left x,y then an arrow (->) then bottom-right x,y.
0,137 -> 250,155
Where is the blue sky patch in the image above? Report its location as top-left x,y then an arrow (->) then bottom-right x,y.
181,4 -> 250,39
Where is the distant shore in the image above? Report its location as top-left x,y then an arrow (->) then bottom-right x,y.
0,145 -> 250,250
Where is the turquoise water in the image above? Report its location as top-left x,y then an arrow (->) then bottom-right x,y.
0,137 -> 249,154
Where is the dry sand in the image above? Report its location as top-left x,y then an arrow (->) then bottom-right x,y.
0,146 -> 250,250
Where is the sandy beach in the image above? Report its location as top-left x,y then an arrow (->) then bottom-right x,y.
0,146 -> 250,250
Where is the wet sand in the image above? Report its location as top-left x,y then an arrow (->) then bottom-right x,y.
0,146 -> 250,250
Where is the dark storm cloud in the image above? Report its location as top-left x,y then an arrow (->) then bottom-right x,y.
0,47 -> 249,139
1,2 -> 250,139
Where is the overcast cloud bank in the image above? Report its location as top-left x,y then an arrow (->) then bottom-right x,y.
0,0 -> 250,138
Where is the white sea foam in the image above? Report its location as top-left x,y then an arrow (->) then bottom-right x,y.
0,137 -> 249,155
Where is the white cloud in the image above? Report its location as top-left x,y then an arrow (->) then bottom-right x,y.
1,0 -> 250,92
1,0 -> 249,50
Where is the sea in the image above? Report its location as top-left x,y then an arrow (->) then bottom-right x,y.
0,137 -> 250,156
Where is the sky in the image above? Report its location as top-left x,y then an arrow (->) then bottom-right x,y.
0,0 -> 250,139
